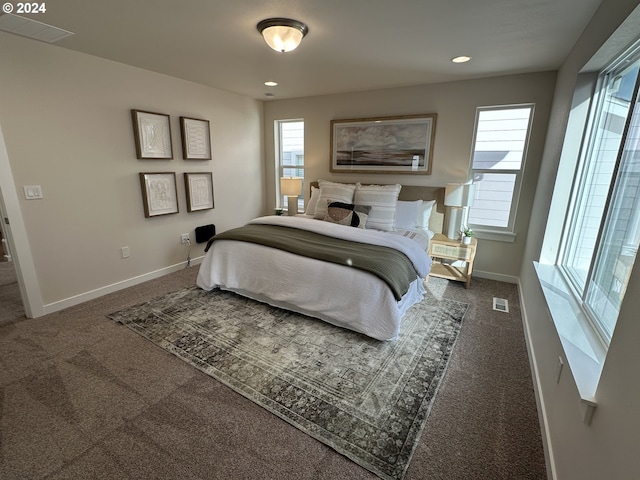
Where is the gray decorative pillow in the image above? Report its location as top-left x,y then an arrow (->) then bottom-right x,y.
324,201 -> 371,228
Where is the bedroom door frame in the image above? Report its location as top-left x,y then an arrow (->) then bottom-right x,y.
0,123 -> 44,318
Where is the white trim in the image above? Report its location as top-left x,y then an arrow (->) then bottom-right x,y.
518,277 -> 557,480
533,262 -> 604,406
42,256 -> 203,315
0,124 -> 44,318
472,269 -> 519,284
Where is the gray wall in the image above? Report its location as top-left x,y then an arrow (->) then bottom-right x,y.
263,72 -> 557,281
520,1 -> 640,478
0,32 -> 264,314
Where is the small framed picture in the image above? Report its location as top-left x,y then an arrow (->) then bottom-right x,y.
131,110 -> 173,159
180,117 -> 212,160
184,172 -> 214,212
139,172 -> 179,217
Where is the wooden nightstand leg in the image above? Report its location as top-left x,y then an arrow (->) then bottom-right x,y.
466,262 -> 474,288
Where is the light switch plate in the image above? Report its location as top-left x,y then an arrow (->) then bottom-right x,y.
23,185 -> 43,200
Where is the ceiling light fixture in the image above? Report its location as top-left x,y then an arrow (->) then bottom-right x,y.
264,81 -> 278,87
257,18 -> 309,53
451,55 -> 472,63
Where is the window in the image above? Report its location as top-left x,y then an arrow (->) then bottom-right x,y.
275,119 -> 304,212
559,46 -> 640,344
467,105 -> 534,234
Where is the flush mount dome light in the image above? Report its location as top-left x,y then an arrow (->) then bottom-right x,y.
257,18 -> 309,53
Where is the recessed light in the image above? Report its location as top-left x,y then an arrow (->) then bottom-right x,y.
264,81 -> 278,87
451,55 -> 472,63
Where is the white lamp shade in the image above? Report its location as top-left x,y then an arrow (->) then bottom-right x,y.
444,183 -> 475,207
281,177 -> 303,196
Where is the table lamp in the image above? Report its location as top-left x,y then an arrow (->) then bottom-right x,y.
280,177 -> 303,216
444,182 -> 475,239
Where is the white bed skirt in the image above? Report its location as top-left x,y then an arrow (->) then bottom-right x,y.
196,240 -> 426,341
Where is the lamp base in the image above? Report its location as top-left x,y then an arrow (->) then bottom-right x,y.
287,196 -> 298,216
446,206 -> 464,239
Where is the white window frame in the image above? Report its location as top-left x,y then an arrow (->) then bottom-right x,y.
275,119 -> 304,212
534,26 -> 640,412
467,104 -> 535,241
557,43 -> 640,347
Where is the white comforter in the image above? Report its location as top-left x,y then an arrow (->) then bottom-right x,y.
196,216 -> 432,341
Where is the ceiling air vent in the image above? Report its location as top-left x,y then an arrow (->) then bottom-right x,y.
0,13 -> 73,43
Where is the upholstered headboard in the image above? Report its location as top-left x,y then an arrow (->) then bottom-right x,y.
309,181 -> 445,234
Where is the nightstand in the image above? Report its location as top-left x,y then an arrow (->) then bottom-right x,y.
427,233 -> 477,288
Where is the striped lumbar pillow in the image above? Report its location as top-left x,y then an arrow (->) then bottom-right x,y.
354,183 -> 402,231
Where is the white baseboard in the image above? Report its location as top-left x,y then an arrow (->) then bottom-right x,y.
517,278 -> 556,480
42,256 -> 203,315
472,269 -> 519,284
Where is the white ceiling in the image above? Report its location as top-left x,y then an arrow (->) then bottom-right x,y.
13,0 -> 603,100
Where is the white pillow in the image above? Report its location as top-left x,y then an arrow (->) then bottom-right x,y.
394,200 -> 423,230
417,200 -> 436,229
313,180 -> 356,220
306,186 -> 320,214
353,183 -> 401,231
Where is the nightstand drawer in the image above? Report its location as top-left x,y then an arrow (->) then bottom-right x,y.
429,243 -> 472,261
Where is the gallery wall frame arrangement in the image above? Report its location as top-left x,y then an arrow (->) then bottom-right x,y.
131,110 -> 174,159
184,172 -> 214,212
180,117 -> 212,160
139,172 -> 179,217
330,113 -> 437,174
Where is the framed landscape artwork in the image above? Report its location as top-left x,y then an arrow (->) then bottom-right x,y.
330,114 -> 437,174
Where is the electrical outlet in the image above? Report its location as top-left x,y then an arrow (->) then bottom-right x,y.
23,185 -> 43,200
121,246 -> 130,258
181,233 -> 190,244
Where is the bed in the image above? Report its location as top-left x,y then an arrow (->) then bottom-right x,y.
196,180 -> 445,341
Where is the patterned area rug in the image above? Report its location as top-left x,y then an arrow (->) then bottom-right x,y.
108,285 -> 467,480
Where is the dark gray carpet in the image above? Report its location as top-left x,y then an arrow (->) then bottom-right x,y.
0,261 -> 23,325
108,286 -> 468,480
0,268 -> 547,479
